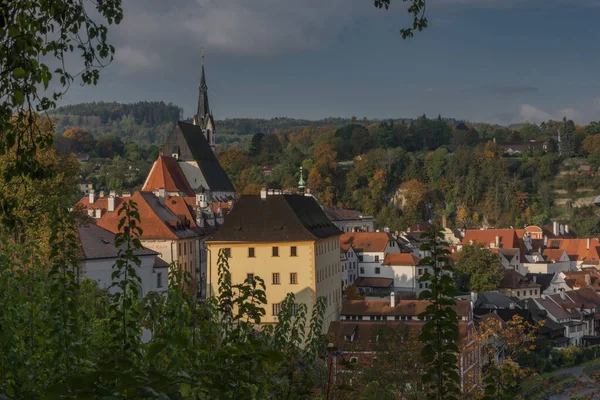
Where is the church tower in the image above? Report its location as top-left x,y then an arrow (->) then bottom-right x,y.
192,49 -> 216,153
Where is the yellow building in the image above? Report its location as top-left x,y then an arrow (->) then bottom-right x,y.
206,191 -> 342,331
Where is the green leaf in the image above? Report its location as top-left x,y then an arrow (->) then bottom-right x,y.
13,67 -> 26,79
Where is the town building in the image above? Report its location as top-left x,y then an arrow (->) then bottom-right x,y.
340,232 -> 402,293
381,253 -> 424,295
77,224 -> 168,296
340,243 -> 358,289
206,191 -> 343,332
498,269 -> 541,299
323,208 -> 375,233
328,297 -> 478,389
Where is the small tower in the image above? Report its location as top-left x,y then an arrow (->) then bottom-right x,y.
192,48 -> 216,153
298,166 -> 305,194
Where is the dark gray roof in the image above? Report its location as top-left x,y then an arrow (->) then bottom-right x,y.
162,122 -> 235,193
208,194 -> 341,242
525,273 -> 554,292
77,224 -> 157,260
474,291 -> 515,309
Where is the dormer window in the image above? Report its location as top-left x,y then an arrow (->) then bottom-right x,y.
171,146 -> 180,159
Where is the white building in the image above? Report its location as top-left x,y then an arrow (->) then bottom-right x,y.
77,224 -> 168,296
323,208 -> 375,233
341,244 -> 358,289
381,253 -> 424,294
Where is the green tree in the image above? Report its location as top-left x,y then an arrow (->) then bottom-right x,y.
558,117 -> 576,157
455,244 -> 504,293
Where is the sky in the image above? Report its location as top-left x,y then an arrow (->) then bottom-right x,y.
58,0 -> 600,125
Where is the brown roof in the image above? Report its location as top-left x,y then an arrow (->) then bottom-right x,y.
547,238 -> 600,262
462,229 -> 519,249
76,224 -> 157,260
323,208 -> 369,221
208,194 -> 340,243
142,155 -> 195,196
499,269 -> 541,290
97,192 -> 199,240
563,271 -> 600,291
340,232 -> 393,253
542,248 -> 567,262
353,277 -> 394,288
383,253 -> 421,266
340,299 -> 471,318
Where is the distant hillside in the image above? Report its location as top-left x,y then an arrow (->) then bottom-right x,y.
51,102 -> 479,147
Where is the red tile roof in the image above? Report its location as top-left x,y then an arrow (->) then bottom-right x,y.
563,271 -> 600,291
340,299 -> 471,318
353,277 -> 394,288
547,238 -> 600,262
142,155 -> 195,196
96,192 -> 198,240
542,248 -> 568,262
340,232 -> 392,253
462,229 -> 519,249
383,253 -> 421,266
77,196 -> 123,218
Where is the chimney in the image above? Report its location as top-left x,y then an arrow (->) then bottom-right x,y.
108,195 -> 115,212
260,187 -> 267,200
588,238 -> 591,250
158,146 -> 163,156
158,187 -> 165,205
532,275 -> 537,283
543,235 -> 548,246
553,221 -> 559,236
509,302 -> 515,309
470,291 -> 478,304
89,189 -> 96,204
99,190 -> 105,198
109,190 -> 116,198
565,225 -> 570,234
585,274 -> 591,286
560,291 -> 566,300
559,224 -> 564,236
495,236 -> 500,248
390,292 -> 396,308
442,215 -> 447,229
87,208 -> 94,217
94,208 -> 101,219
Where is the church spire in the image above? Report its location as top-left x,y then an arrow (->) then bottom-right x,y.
193,48 -> 216,152
298,166 -> 305,193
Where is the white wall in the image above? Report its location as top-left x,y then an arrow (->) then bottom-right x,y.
82,254 -> 166,297
334,219 -> 375,233
524,261 -> 571,274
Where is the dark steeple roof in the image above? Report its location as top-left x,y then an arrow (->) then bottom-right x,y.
208,194 -> 341,242
196,64 -> 210,126
162,122 -> 234,193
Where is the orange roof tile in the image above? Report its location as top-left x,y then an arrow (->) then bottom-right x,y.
563,271 -> 600,291
383,253 -> 421,266
541,248 -> 567,262
547,238 -> 600,262
142,156 -> 194,196
340,232 -> 392,253
77,196 -> 123,218
462,229 -> 518,248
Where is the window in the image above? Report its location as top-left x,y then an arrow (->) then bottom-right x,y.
290,272 -> 298,284
156,272 -> 163,288
358,255 -> 363,262
375,267 -> 381,275
248,247 -> 255,257
184,242 -> 187,255
273,273 -> 280,285
360,267 -> 365,274
290,246 -> 297,257
273,303 -> 281,316
292,303 -> 299,315
529,290 -> 533,296
375,255 -> 379,262
247,273 -> 254,284
535,289 -> 538,295
223,248 -> 231,258
517,290 -> 520,296
419,283 -> 423,289
178,243 -> 181,256
418,268 -> 423,276
272,246 -> 279,257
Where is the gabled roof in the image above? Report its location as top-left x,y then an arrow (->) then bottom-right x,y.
340,299 -> 471,318
546,238 -> 600,262
341,232 -> 393,253
474,291 -> 515,310
562,271 -> 600,291
77,196 -> 124,218
500,269 -> 540,290
542,248 -> 568,262
208,194 -> 340,242
142,156 -> 195,196
383,253 -> 421,266
524,273 -> 554,292
323,207 -> 370,222
462,229 -> 519,249
535,297 -> 573,321
76,224 -> 157,260
163,121 -> 235,193
97,192 -> 198,240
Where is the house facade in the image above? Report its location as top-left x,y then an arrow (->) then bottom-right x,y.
341,244 -> 358,289
323,208 -> 375,233
206,192 -> 343,332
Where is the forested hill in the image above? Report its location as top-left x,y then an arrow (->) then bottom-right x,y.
50,101 -> 476,147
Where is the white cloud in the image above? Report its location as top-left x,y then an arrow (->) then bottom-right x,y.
115,46 -> 160,73
519,104 -> 553,123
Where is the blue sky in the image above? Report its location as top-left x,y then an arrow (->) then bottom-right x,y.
59,0 -> 600,125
